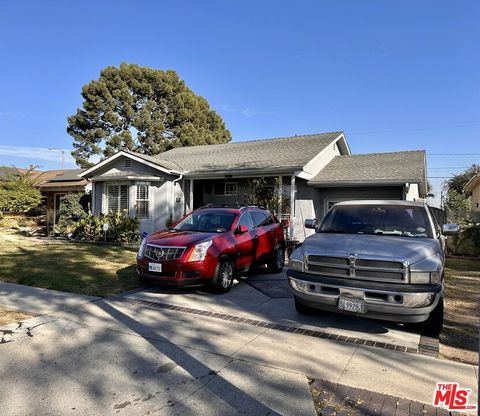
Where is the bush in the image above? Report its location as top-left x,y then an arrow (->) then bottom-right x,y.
74,210 -> 139,243
0,167 -> 42,213
56,193 -> 87,235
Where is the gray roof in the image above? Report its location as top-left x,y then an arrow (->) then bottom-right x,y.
47,169 -> 85,182
126,151 -> 183,173
156,132 -> 343,174
309,150 -> 426,192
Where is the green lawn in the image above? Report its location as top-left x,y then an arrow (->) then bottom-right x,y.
0,230 -> 140,297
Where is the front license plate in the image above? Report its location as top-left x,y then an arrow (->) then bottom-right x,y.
148,263 -> 162,272
338,296 -> 366,313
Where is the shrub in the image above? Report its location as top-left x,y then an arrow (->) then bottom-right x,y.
56,193 -> 87,235
74,210 -> 139,243
0,167 -> 42,213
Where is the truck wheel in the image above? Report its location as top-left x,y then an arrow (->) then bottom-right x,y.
267,247 -> 285,273
419,296 -> 444,335
210,260 -> 235,293
295,296 -> 314,315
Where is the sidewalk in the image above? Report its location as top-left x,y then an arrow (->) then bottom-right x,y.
0,281 -> 100,315
0,282 -> 477,415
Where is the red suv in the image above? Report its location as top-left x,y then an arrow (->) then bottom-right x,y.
137,205 -> 285,292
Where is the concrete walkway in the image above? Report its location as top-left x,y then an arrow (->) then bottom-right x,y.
0,281 -> 100,314
0,281 -> 478,415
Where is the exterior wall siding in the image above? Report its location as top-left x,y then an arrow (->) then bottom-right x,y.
89,155 -> 179,235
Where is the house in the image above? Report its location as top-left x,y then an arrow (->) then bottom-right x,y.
463,174 -> 480,212
34,169 -> 90,235
80,131 -> 427,241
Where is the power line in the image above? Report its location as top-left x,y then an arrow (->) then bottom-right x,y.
428,153 -> 480,156
428,166 -> 470,169
350,123 -> 480,135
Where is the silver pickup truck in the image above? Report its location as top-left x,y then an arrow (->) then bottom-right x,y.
287,200 -> 459,334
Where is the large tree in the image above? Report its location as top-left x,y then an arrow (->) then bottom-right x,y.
446,164 -> 479,194
67,63 -> 231,168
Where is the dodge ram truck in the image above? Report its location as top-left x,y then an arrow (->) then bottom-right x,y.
287,200 -> 459,334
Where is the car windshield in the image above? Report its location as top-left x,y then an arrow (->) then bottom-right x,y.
319,205 -> 433,238
172,211 -> 237,233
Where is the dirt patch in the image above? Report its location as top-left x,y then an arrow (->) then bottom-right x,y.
440,258 -> 480,365
0,309 -> 33,326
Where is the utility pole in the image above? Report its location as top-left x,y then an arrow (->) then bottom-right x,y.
48,148 -> 65,169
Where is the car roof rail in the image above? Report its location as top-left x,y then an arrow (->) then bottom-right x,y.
197,203 -> 267,210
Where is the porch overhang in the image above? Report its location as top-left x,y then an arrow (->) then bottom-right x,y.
184,166 -> 302,179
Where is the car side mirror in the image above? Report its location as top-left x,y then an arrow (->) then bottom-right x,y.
304,219 -> 317,229
442,224 -> 460,235
235,224 -> 249,235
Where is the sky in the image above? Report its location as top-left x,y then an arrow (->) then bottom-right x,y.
0,0 -> 479,206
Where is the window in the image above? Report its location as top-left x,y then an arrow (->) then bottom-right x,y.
327,201 -> 341,210
124,159 -> 132,168
213,182 -> 238,196
237,213 -> 254,230
213,182 -> 224,196
251,211 -> 271,228
225,182 -> 237,195
319,205 -> 433,239
107,184 -> 128,213
136,182 -> 149,219
173,211 -> 237,233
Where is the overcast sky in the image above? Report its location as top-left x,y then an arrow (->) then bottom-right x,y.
0,1 -> 479,206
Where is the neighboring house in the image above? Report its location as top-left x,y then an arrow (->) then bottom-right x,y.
463,174 -> 480,212
34,169 -> 90,235
80,131 -> 427,241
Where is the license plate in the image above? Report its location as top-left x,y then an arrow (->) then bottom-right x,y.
148,263 -> 162,272
338,296 -> 366,313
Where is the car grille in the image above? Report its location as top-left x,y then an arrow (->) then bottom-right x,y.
145,245 -> 186,261
305,255 -> 406,282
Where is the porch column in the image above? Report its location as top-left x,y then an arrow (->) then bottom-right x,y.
290,175 -> 296,240
278,175 -> 282,218
189,179 -> 194,213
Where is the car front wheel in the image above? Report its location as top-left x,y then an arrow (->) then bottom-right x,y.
211,260 -> 235,293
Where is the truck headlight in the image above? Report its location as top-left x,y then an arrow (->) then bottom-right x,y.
137,238 -> 147,259
187,240 -> 213,262
410,271 -> 441,284
290,259 -> 304,272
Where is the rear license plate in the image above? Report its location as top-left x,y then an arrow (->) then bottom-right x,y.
148,263 -> 162,272
338,296 -> 366,313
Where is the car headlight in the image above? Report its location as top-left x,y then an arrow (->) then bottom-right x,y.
187,240 -> 213,262
410,271 -> 441,284
137,238 -> 147,259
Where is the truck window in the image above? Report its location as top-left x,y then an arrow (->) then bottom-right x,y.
319,205 -> 433,238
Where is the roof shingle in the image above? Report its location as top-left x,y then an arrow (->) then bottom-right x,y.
309,150 -> 426,187
156,132 -> 343,173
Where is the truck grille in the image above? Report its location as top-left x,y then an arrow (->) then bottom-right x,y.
145,245 -> 186,261
305,255 -> 406,282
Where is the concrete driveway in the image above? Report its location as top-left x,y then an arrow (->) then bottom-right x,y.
0,273 -> 477,416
